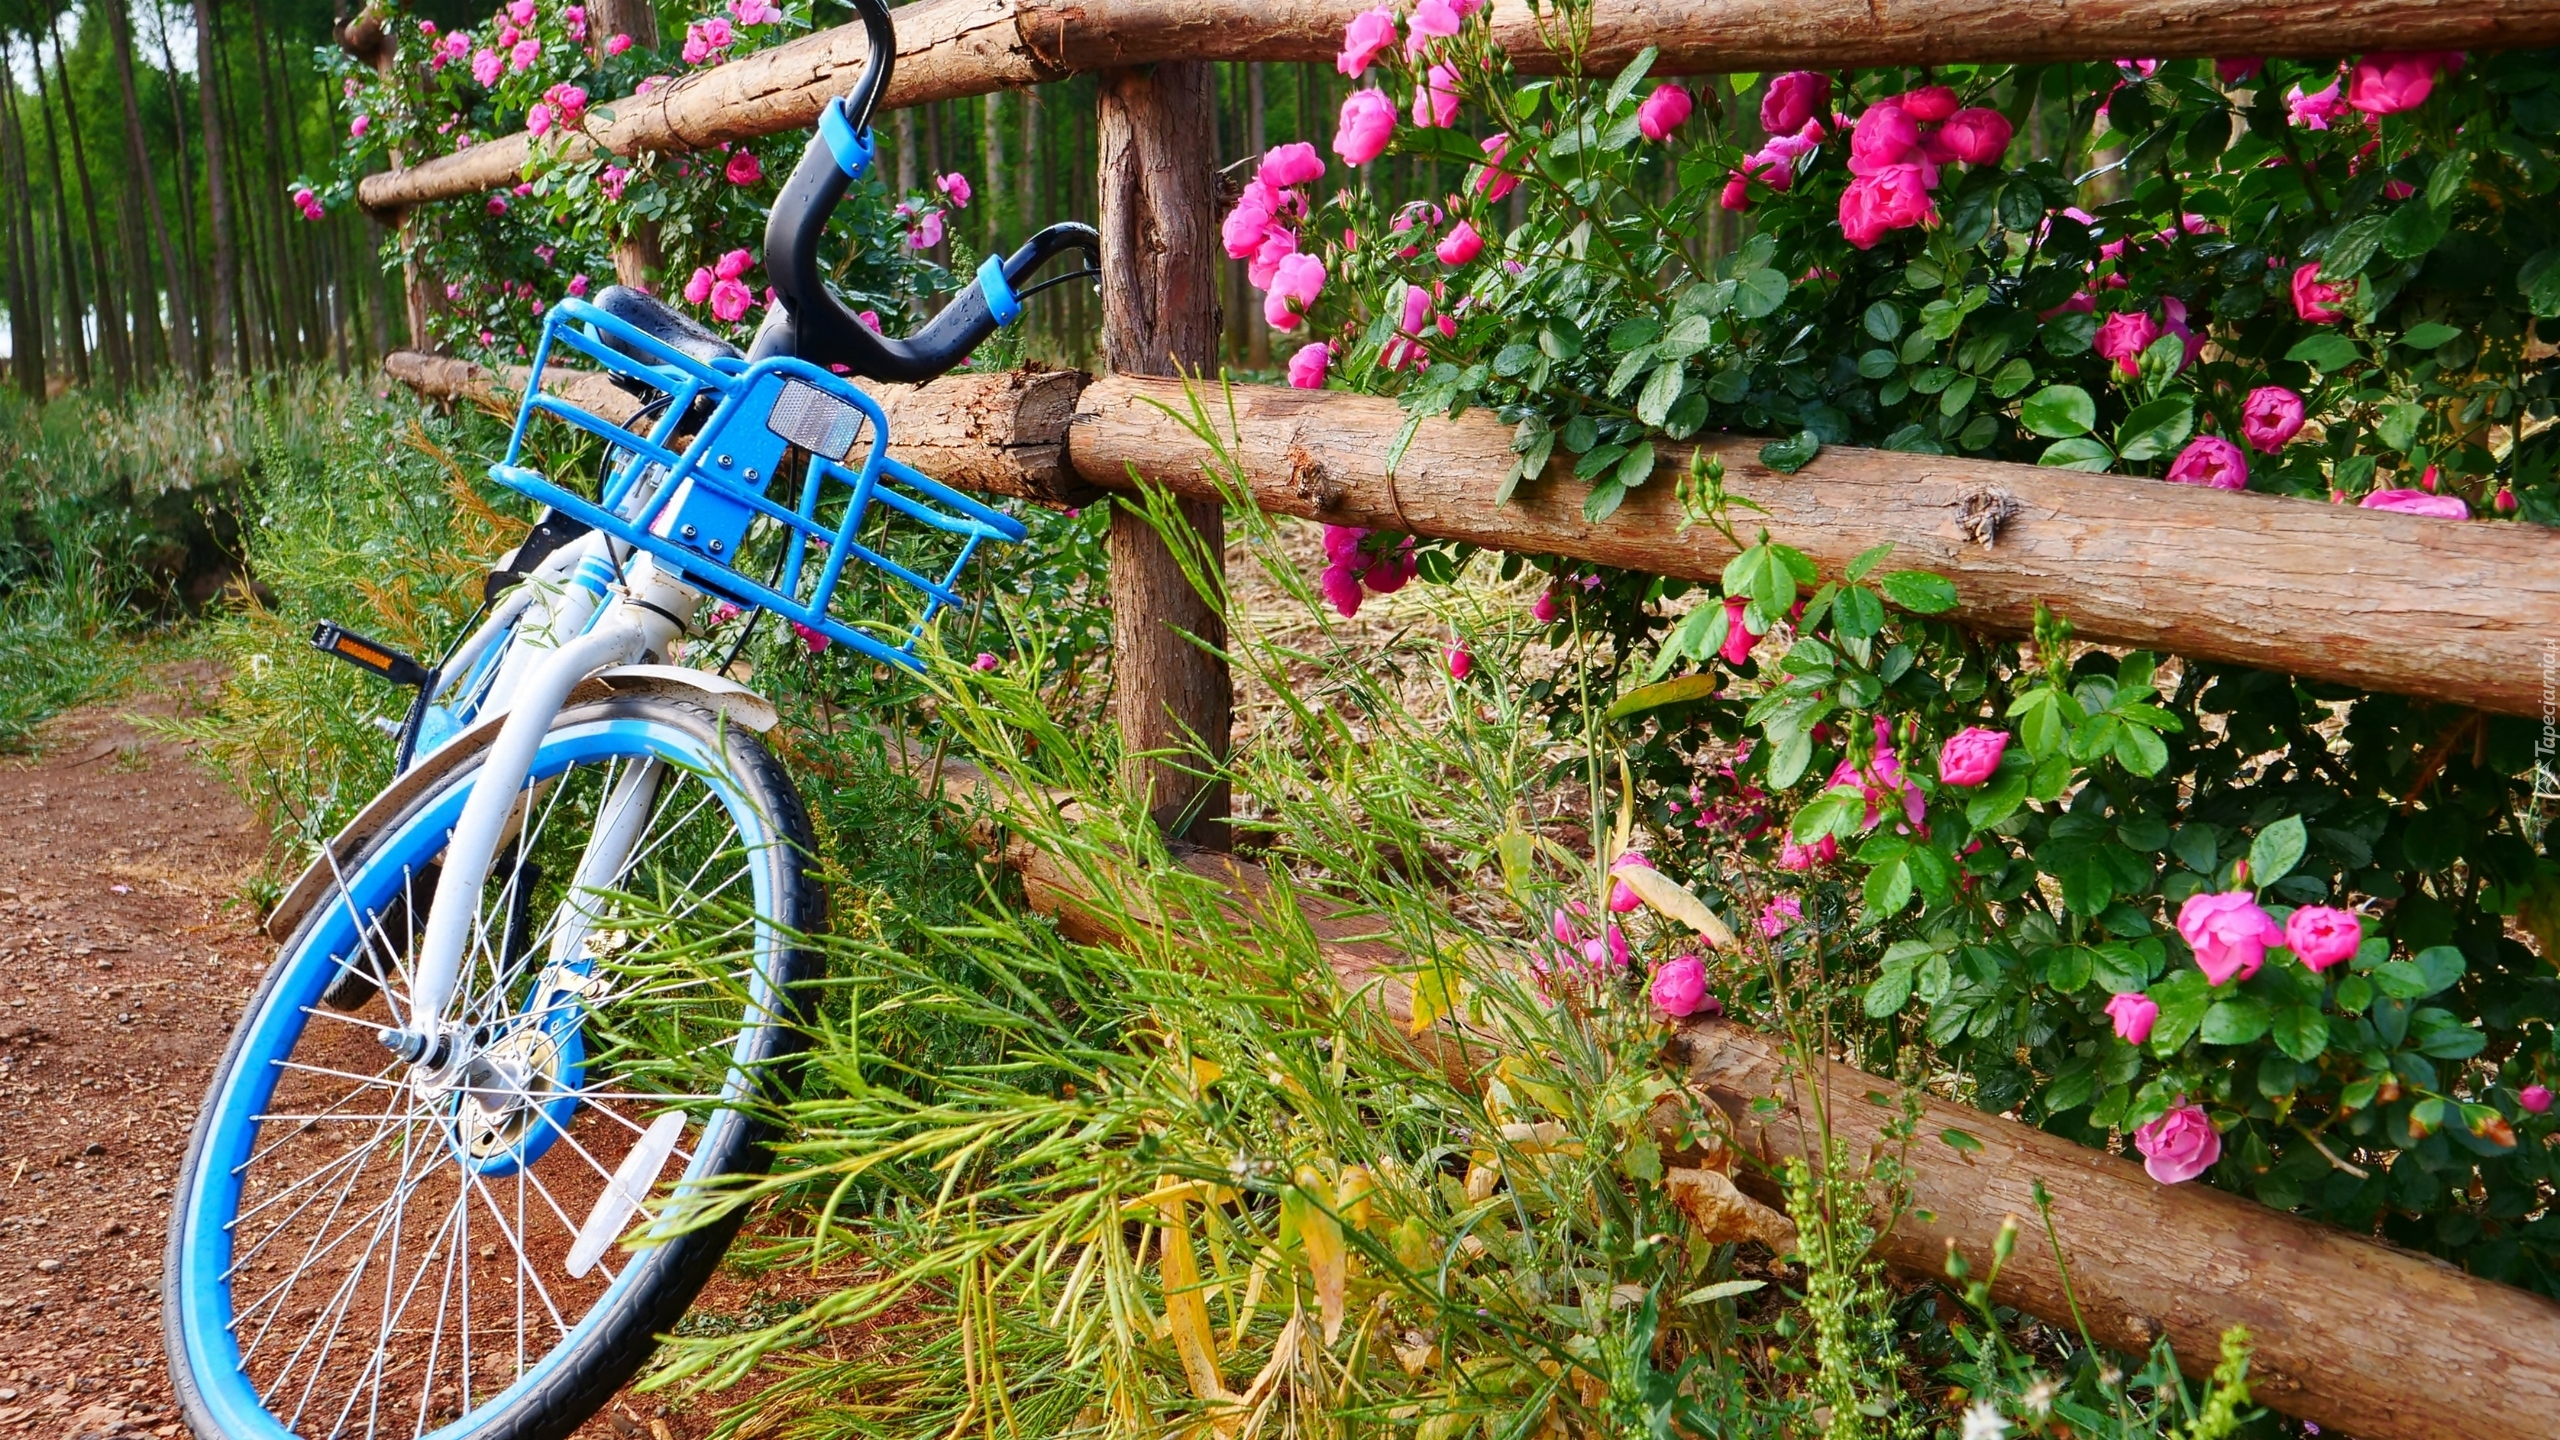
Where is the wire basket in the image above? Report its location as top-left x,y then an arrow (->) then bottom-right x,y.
490,296 -> 1026,670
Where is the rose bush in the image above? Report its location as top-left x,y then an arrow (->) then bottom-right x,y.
1245,3 -> 2560,1289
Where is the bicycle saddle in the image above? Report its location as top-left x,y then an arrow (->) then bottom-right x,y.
591,284 -> 743,371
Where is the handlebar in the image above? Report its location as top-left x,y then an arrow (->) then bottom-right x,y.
756,0 -> 1099,383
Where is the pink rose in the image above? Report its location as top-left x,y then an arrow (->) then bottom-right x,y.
562,4 -> 587,37
2291,261 -> 2349,323
714,247 -> 754,281
1717,596 -> 1753,665
567,273 -> 590,297
2521,1084 -> 2554,1115
1531,590 -> 1561,624
1381,283 -> 1434,369
1637,83 -> 1693,142
1936,108 -> 2011,166
1404,0 -> 1462,56
605,32 -> 632,54
485,193 -> 509,215
510,37 -> 541,70
1287,342 -> 1330,390
856,309 -> 881,332
1758,896 -> 1803,938
1257,141 -> 1324,189
1334,88 -> 1397,166
730,0 -> 781,24
1318,563 -> 1364,618
1897,84 -> 1960,123
1838,164 -> 1935,249
684,266 -> 715,305
2133,1103 -> 2221,1184
2287,81 -> 2345,130
549,84 -> 588,124
710,277 -> 753,322
1848,103 -> 1925,177
1607,852 -> 1653,913
350,114 -> 371,138
2094,309 -> 2160,378
600,164 -> 629,200
2347,51 -> 2462,116
2105,991 -> 2159,1046
1474,132 -> 1518,201
936,171 -> 972,208
1827,715 -> 1926,831
471,47 -> 503,85
2216,57 -> 2266,84
791,621 -> 831,655
972,652 -> 1000,672
1413,64 -> 1460,129
1779,834 -> 1837,871
1263,252 -> 1326,330
2177,890 -> 2284,986
1436,220 -> 1483,266
1936,727 -> 2008,786
2360,488 -> 2471,519
907,210 -> 945,249
2283,905 -> 2362,972
726,150 -> 762,185
1651,954 -> 1714,1018
2166,435 -> 2248,491
507,0 -> 536,26
1445,643 -> 1473,680
2241,386 -> 2305,453
1760,71 -> 1831,135
1337,4 -> 1398,75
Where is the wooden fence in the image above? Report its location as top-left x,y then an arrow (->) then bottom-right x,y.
370,4 -> 2560,1437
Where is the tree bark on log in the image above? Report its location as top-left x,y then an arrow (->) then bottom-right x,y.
1066,375 -> 2560,720
378,351 -> 1094,507
908,743 -> 2560,1440
358,0 -> 2560,212
1099,62 -> 1233,848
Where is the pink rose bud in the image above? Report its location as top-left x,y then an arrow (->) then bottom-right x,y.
2132,1103 -> 2221,1184
2495,488 -> 2518,514
1779,834 -> 1838,871
1607,852 -> 1653,913
1257,141 -> 1325,189
2177,890 -> 2284,986
1717,596 -> 1754,665
1531,589 -> 1561,624
605,32 -> 632,54
2291,261 -> 2349,323
1897,84 -> 1960,123
1319,562 -> 1364,618
2093,309 -> 2160,378
714,247 -> 755,281
1936,727 -> 2009,786
567,272 -> 590,296
2240,385 -> 2306,453
683,266 -> 715,305
1474,132 -> 1519,201
2216,56 -> 2265,84
791,621 -> 832,655
726,150 -> 763,185
2360,488 -> 2471,520
1435,219 -> 1483,266
1333,87 -> 1398,167
1760,70 -> 1832,135
972,652 -> 1000,671
1337,4 -> 1398,76
1936,107 -> 2011,166
2521,1084 -> 2554,1115
1262,252 -> 1327,331
1650,954 -> 1713,1018
1444,643 -> 1473,680
1636,83 -> 1693,142
1287,342 -> 1331,389
2165,435 -> 2249,491
2106,991 -> 2160,1045
1757,896 -> 1803,938
2283,905 -> 2362,972
1412,63 -> 1460,129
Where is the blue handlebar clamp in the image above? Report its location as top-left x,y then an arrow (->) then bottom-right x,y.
975,254 -> 1023,328
818,96 -> 874,180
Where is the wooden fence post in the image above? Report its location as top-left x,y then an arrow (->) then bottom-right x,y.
1097,62 -> 1231,846
339,4 -> 434,350
592,0 -> 663,289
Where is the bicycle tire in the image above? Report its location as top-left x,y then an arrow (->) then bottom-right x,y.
165,694 -> 820,1440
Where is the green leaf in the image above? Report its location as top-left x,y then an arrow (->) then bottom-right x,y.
2271,1005 -> 2330,1062
1604,45 -> 1660,112
1865,855 -> 1915,917
2044,946 -> 2093,993
1636,362 -> 1687,427
1582,478 -> 1629,523
2284,332 -> 2361,372
1605,673 -> 1722,721
1863,301 -> 1904,342
1675,1279 -> 1767,1307
2249,815 -> 2307,887
1733,268 -> 1790,320
1845,542 -> 1895,582
1963,754 -> 2031,829
2202,995 -> 2271,1045
1768,730 -> 1814,789
1759,430 -> 1821,474
2381,198 -> 2449,260
2020,384 -> 2097,439
2148,970 -> 2212,1050
2399,321 -> 2462,350
1614,440 -> 1658,491
2111,724 -> 2169,777
2039,436 -> 2116,471
2320,213 -> 2391,281
2114,394 -> 2197,463
2376,400 -> 2425,452
2520,247 -> 2560,317
1880,570 -> 1958,614
2412,944 -> 2467,996
2372,961 -> 2433,1000
1863,967 -> 1914,1018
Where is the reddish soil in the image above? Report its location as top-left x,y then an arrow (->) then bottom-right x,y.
0,669 -> 812,1440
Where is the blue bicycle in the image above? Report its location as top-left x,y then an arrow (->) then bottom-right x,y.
163,5 -> 1096,1436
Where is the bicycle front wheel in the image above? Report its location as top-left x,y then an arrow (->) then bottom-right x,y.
165,693 -> 820,1440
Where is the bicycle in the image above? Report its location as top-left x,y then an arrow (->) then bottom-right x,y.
163,4 -> 1098,1436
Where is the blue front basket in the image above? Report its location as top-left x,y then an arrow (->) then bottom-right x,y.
491,297 -> 1026,671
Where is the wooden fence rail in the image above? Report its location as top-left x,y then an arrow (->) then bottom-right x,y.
386,354 -> 2560,721
354,0 -> 2560,214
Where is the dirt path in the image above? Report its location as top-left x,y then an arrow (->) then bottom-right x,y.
0,669 -> 800,1440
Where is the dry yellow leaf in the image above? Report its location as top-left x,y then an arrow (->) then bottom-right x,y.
1666,1166 -> 1798,1252
1615,864 -> 1739,949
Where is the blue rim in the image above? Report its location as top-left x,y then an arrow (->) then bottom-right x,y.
174,716 -> 782,1440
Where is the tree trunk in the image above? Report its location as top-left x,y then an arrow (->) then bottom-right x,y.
981,89 -> 1005,255
43,16 -> 134,390
0,64 -> 47,398
1065,374 -> 2560,719
1097,63 -> 1231,846
26,40 -> 93,388
194,0 -> 240,372
592,0 -> 662,290
107,0 -> 192,379
150,0 -> 209,378
1244,60 -> 1268,370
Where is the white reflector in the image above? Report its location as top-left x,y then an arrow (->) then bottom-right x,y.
566,1110 -> 686,1279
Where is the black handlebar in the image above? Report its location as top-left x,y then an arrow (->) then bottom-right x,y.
754,0 -> 1098,383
